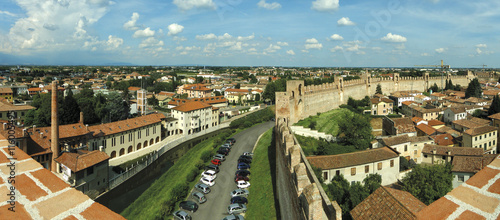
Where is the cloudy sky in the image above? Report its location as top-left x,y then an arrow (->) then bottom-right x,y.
0,0 -> 499,67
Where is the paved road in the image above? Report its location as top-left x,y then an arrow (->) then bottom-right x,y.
190,121 -> 275,220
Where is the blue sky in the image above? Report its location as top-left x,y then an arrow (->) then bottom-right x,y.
0,0 -> 499,67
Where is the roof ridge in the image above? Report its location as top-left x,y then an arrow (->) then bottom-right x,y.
382,187 -> 420,217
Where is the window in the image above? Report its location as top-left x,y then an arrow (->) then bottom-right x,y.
323,172 -> 328,181
414,150 -> 417,155
404,145 -> 408,152
336,170 -> 340,176
442,156 -> 446,160
424,154 -> 428,158
458,175 -> 464,182
365,165 -> 369,173
390,160 -> 394,167
377,162 -> 382,170
87,166 -> 94,175
475,137 -> 478,141
351,168 -> 356,176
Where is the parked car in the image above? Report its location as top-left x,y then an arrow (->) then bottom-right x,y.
222,214 -> 244,220
194,183 -> 211,194
202,170 -> 217,180
213,154 -> 226,161
173,210 -> 192,220
227,138 -> 236,144
227,203 -> 247,215
211,159 -> 222,165
179,201 -> 198,212
242,152 -> 253,156
230,189 -> 249,197
220,146 -> 231,152
235,170 -> 251,177
204,164 -> 220,173
221,143 -> 232,149
234,175 -> 249,182
217,148 -> 229,156
230,196 -> 248,205
237,162 -> 250,170
236,180 -> 251,189
191,192 -> 207,204
200,177 -> 215,186
237,158 -> 251,164
239,155 -> 252,160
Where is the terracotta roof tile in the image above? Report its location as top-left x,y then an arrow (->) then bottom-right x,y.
455,210 -> 485,220
81,202 -> 126,220
422,144 -> 483,156
14,174 -> 48,201
427,119 -> 444,126
0,87 -> 13,93
54,150 -> 109,172
416,124 -> 437,136
392,117 -> 417,134
172,101 -> 212,112
31,168 -> 68,193
306,147 -> 399,170
451,155 -> 496,173
463,125 -> 497,136
416,197 -> 459,220
466,167 -> 500,189
488,112 -> 500,120
0,203 -> 32,219
430,133 -> 455,146
0,98 -> 34,111
382,134 -> 410,146
351,187 -> 425,220
452,119 -> 483,129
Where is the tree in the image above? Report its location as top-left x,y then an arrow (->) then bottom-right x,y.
362,173 -> 382,194
235,83 -> 241,89
250,75 -> 258,84
428,83 -> 439,93
148,94 -> 159,107
214,91 -> 222,96
106,92 -> 130,122
75,88 -> 99,124
376,84 -> 382,94
61,89 -> 81,124
401,163 -> 453,205
337,112 -> 373,150
465,78 -> 482,98
254,93 -> 260,101
488,95 -> 500,115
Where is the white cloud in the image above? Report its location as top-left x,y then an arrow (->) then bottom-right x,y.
139,37 -> 164,48
237,34 -> 255,41
435,48 -> 447,53
476,44 -> 487,48
173,36 -> 187,42
133,27 -> 155,38
277,41 -> 289,46
229,42 -> 243,50
257,0 -> 281,10
337,17 -> 355,26
173,0 -> 216,11
218,33 -> 232,40
167,23 -> 184,36
106,35 -> 123,49
395,44 -> 406,50
301,50 -> 309,53
305,38 -> 319,44
311,0 -> 339,12
330,46 -> 343,52
305,38 -> 323,50
1,0 -> 113,53
421,53 -> 431,56
196,33 -> 217,40
123,12 -> 140,30
381,33 -> 407,43
264,44 -> 281,53
286,50 -> 295,55
342,41 -> 365,52
330,34 -> 343,41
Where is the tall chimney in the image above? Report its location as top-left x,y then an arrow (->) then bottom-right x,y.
80,112 -> 84,124
51,81 -> 59,172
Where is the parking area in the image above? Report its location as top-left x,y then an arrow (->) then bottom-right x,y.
176,121 -> 274,220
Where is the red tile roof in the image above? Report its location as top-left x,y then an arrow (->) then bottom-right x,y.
172,101 -> 212,112
88,113 -> 165,136
54,150 -> 110,172
430,133 -> 455,146
351,187 -> 426,220
416,124 -> 437,136
306,147 -> 399,170
422,144 -> 483,156
463,125 -> 497,136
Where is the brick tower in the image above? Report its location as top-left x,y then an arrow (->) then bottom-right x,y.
51,81 -> 59,172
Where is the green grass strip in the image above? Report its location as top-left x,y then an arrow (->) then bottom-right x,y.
294,108 -> 353,136
245,128 -> 277,220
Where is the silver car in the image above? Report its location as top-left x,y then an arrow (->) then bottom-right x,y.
227,203 -> 247,215
230,189 -> 249,197
194,183 -> 211,194
213,154 -> 226,161
173,210 -> 192,220
192,192 -> 207,204
222,214 -> 245,220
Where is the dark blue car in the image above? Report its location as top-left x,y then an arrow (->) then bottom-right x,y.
230,196 -> 248,204
237,162 -> 250,170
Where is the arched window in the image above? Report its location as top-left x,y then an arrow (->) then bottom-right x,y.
128,146 -> 133,153
150,139 -> 154,145
156,137 -> 160,143
119,148 -> 125,156
137,143 -> 142,150
110,151 -> 116,158
144,141 -> 148,147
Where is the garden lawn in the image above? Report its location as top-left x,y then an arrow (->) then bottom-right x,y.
294,108 -> 353,136
245,128 -> 277,220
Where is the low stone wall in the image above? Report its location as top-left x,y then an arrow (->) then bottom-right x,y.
276,120 -> 341,220
290,126 -> 336,142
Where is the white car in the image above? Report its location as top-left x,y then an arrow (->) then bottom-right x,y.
200,177 -> 215,186
243,152 -> 253,157
202,170 -> 217,180
230,189 -> 249,197
236,180 -> 250,189
213,154 -> 226,161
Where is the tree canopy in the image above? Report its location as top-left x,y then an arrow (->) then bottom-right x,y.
465,78 -> 482,98
488,95 -> 500,116
401,163 -> 453,205
376,84 -> 382,94
337,111 -> 373,150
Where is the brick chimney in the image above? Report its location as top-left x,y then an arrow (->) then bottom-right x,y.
51,81 -> 59,172
80,112 -> 84,124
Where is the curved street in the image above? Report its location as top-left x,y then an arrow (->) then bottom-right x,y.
190,121 -> 275,220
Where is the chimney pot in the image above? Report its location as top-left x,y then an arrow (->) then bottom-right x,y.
3,123 -> 6,130
40,132 -> 43,138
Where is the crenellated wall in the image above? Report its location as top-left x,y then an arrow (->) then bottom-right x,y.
274,71 -> 477,220
277,72 -> 475,124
